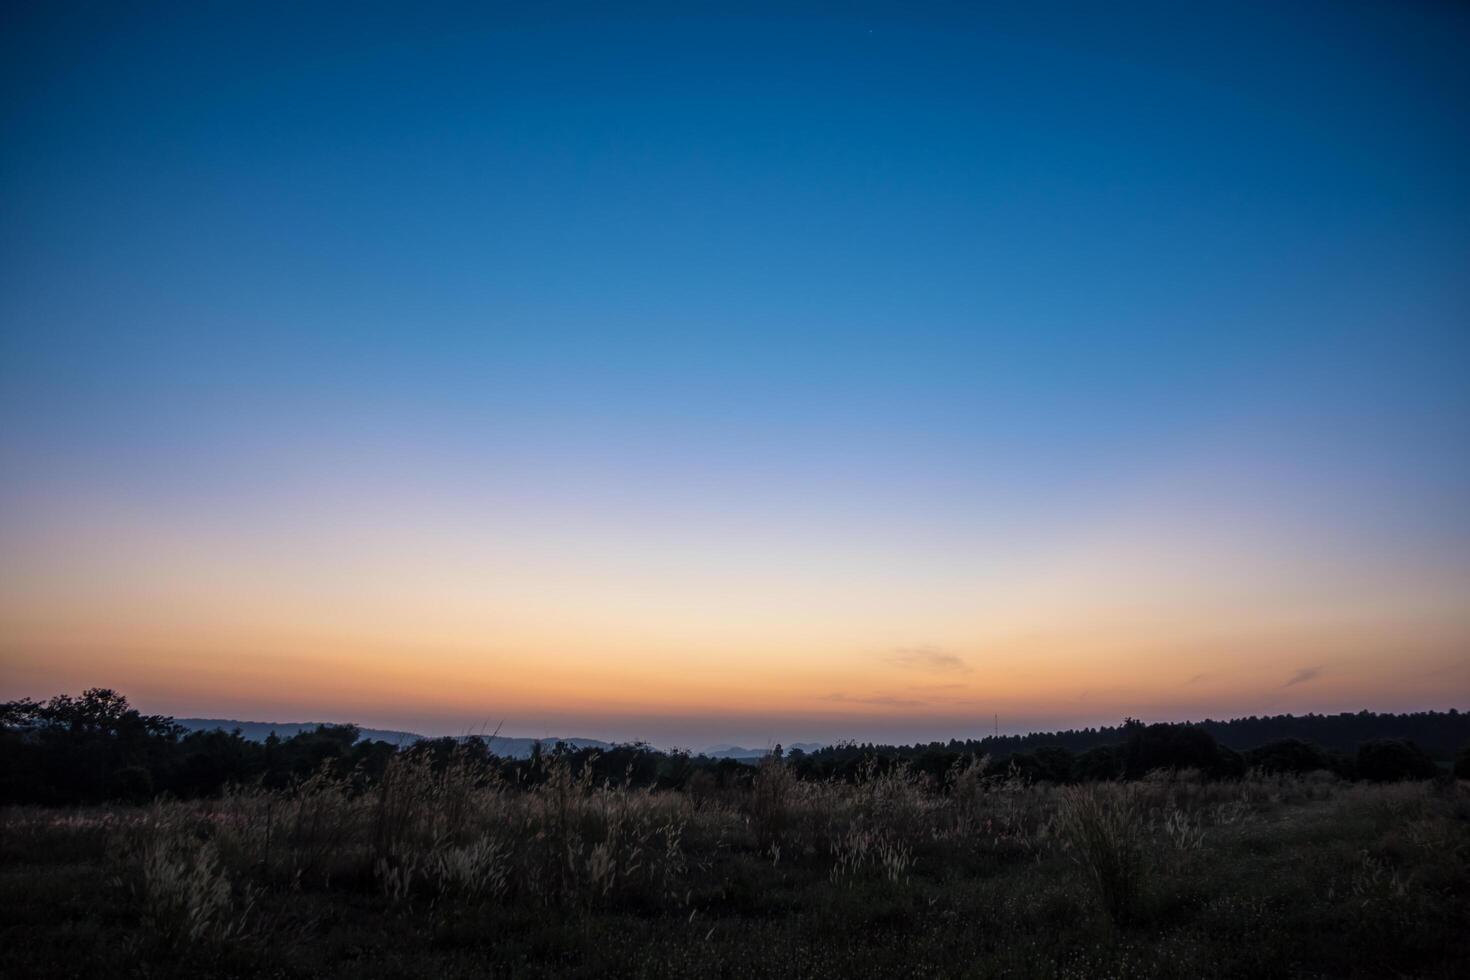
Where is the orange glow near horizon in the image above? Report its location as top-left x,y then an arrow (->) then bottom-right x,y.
4,0 -> 1470,750
4,458 -> 1466,745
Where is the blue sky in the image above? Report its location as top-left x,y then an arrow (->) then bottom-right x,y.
2,3 -> 1467,741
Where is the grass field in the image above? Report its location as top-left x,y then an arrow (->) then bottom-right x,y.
2,756 -> 1467,979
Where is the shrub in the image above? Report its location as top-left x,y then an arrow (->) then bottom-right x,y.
1356,739 -> 1439,782
1247,738 -> 1331,775
1075,745 -> 1121,781
1214,745 -> 1246,778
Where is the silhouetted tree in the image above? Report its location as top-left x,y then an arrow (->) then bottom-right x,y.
1122,722 -> 1226,777
0,689 -> 182,804
3,690 -> 1462,805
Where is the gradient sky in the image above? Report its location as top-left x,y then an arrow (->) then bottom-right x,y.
2,2 -> 1467,746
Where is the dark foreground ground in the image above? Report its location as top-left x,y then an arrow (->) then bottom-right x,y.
2,763 -> 1468,979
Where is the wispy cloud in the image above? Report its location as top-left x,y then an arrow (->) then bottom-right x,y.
1283,666 -> 1324,688
820,692 -> 929,708
887,645 -> 970,674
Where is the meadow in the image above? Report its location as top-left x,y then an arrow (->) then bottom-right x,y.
3,748 -> 1468,979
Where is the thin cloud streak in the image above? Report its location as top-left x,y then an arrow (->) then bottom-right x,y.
1283,666 -> 1324,688
887,645 -> 971,674
820,693 -> 930,709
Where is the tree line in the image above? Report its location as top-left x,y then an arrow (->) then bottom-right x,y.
2,689 -> 1466,806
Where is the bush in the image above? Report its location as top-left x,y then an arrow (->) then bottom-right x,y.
1075,745 -> 1121,781
1214,745 -> 1247,779
1356,739 -> 1439,782
1248,738 -> 1332,775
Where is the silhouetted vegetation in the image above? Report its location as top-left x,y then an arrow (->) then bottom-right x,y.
4,691 -> 1467,809
1356,738 -> 1441,783
783,710 -> 1468,785
1245,737 -> 1334,775
1,690 -> 398,805
3,691 -> 1469,977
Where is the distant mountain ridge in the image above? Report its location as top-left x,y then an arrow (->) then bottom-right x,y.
173,719 -> 826,760
114,710 -> 1470,763
174,719 -> 613,759
701,742 -> 827,760
174,719 -> 423,745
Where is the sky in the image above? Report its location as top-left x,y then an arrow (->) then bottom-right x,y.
2,2 -> 1467,747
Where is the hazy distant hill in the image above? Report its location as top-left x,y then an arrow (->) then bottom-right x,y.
175,719 -> 615,758
700,742 -> 827,760
175,719 -> 423,745
174,719 -> 831,761
476,736 -> 614,758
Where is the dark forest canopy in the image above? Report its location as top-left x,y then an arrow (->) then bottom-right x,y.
812,709 -> 1470,766
2,690 -> 1466,806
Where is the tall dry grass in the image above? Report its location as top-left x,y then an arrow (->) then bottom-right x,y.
47,752 -> 1461,955
1056,784 -> 1147,925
